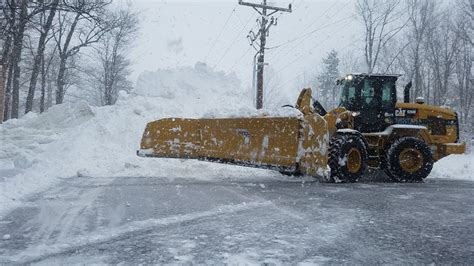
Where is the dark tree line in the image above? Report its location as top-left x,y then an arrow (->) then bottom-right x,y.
0,0 -> 138,121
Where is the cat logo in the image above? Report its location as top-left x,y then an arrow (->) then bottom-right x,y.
395,108 -> 417,117
235,129 -> 251,138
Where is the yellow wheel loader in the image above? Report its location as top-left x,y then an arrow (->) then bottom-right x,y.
322,74 -> 466,182
137,73 -> 466,183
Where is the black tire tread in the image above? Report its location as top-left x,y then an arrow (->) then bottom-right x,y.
384,136 -> 434,182
328,133 -> 368,183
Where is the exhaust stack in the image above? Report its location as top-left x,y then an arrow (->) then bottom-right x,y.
404,81 -> 412,103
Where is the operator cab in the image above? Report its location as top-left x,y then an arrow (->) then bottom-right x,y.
337,74 -> 400,133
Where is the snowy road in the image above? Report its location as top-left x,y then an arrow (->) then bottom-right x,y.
0,174 -> 473,264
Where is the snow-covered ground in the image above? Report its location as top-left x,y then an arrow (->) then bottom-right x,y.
0,63 -> 472,216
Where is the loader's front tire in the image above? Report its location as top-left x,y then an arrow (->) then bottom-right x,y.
328,134 -> 368,183
279,169 -> 302,177
384,137 -> 433,182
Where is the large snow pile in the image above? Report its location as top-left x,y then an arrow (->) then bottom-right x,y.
0,63 -> 296,215
134,62 -> 300,119
431,152 -> 474,181
136,62 -> 242,100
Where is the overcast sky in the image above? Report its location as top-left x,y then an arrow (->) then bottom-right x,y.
129,0 -> 361,93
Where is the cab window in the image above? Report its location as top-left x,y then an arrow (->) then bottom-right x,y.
380,79 -> 398,110
340,80 -> 356,108
381,82 -> 392,109
361,79 -> 375,107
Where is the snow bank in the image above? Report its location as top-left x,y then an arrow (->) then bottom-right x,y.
0,63 -> 295,215
0,102 -> 94,169
202,106 -> 302,119
135,62 -> 245,104
431,152 -> 474,181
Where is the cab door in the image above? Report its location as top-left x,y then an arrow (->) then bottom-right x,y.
355,77 -> 397,133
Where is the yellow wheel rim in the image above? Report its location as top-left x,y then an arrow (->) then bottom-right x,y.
399,148 -> 423,173
347,147 -> 362,174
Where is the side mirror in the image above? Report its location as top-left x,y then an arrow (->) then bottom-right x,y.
335,79 -> 340,86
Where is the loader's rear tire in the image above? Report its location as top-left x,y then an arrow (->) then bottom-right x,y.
383,137 -> 433,182
328,134 -> 368,183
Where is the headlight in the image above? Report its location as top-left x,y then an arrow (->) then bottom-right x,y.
352,111 -> 360,117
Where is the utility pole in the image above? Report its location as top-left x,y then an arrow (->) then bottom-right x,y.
238,0 -> 292,109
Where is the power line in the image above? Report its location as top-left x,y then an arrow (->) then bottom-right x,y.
282,40 -> 354,90
270,15 -> 354,67
262,0 -> 298,51
267,15 -> 356,88
214,13 -> 257,68
203,3 -> 238,63
273,16 -> 349,56
229,45 -> 253,71
267,1 -> 345,62
234,8 -> 256,28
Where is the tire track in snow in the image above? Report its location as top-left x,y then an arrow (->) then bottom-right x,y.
2,201 -> 272,264
26,177 -> 114,243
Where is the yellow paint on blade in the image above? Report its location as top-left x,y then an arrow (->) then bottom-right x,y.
139,88 -> 329,177
141,118 -> 300,168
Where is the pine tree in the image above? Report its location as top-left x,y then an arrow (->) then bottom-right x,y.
317,49 -> 340,109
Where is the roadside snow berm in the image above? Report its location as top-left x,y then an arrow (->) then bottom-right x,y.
139,74 -> 466,183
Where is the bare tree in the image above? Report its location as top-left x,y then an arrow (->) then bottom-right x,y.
39,44 -> 57,113
458,0 -> 473,46
453,0 -> 473,125
356,0 -> 406,73
340,50 -> 362,75
44,46 -> 60,110
10,0 -> 29,119
4,0 -> 48,119
93,8 -> 137,106
406,0 -> 435,100
426,11 -> 460,106
25,0 -> 60,114
0,1 -> 15,121
454,39 -> 472,124
53,0 -> 112,104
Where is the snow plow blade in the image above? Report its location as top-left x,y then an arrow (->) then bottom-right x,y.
138,89 -> 330,177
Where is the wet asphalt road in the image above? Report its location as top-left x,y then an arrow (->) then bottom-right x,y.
0,173 -> 473,264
